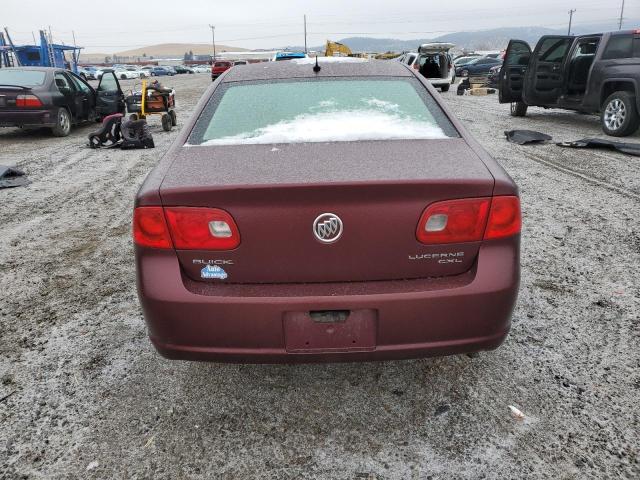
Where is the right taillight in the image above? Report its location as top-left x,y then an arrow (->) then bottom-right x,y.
484,196 -> 521,240
416,196 -> 521,245
164,207 -> 240,250
16,94 -> 43,108
417,198 -> 491,244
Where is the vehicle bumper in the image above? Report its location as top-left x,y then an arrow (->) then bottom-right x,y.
137,238 -> 520,363
0,109 -> 55,127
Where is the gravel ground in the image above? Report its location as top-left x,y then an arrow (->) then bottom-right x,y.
1,74 -> 639,479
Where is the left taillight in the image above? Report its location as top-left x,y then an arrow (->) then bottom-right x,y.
164,207 -> 240,250
133,207 -> 173,249
15,94 -> 43,108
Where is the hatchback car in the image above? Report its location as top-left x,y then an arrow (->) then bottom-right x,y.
134,58 -> 521,363
0,67 -> 125,136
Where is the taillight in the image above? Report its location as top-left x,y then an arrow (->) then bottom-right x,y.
16,94 -> 43,108
164,207 -> 240,250
484,196 -> 521,240
416,196 -> 521,244
133,207 -> 173,249
417,198 -> 491,244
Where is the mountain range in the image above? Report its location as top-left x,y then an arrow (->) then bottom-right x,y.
303,20 -> 639,53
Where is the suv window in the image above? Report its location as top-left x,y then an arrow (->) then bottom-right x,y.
507,42 -> 531,66
602,35 -> 633,59
538,38 -> 572,63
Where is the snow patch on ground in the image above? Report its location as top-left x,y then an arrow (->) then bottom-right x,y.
199,110 -> 447,145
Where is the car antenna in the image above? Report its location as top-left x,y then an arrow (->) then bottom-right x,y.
313,56 -> 321,73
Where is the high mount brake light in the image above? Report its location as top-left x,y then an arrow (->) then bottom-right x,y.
133,207 -> 241,250
133,207 -> 173,249
416,196 -> 521,245
15,94 -> 43,108
164,207 -> 240,250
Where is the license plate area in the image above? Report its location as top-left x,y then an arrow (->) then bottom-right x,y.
284,309 -> 377,353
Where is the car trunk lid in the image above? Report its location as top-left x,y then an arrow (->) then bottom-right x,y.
159,139 -> 495,284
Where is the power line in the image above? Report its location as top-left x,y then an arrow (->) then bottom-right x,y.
619,0 -> 625,30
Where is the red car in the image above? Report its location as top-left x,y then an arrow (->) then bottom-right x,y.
211,61 -> 233,80
134,59 -> 521,363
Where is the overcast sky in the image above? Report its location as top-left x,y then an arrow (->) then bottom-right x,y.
2,0 -> 636,53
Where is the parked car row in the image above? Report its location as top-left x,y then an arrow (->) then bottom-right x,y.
77,64 -> 210,81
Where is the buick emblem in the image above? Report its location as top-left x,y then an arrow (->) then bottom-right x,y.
313,213 -> 343,243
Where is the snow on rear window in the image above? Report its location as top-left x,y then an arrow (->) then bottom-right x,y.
189,79 -> 455,146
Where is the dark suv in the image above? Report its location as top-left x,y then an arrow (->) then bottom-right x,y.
499,30 -> 640,137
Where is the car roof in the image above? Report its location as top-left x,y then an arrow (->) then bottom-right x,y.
221,58 -> 412,82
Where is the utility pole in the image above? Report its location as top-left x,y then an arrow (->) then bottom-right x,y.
618,0 -> 625,30
567,9 -> 576,35
209,24 -> 216,61
304,15 -> 308,54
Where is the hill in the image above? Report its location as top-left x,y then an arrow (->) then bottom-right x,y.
115,43 -> 247,58
329,20 -> 639,53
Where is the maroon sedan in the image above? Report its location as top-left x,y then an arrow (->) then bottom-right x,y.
134,58 -> 521,363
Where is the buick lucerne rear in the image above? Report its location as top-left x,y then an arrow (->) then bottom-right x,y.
134,59 -> 521,363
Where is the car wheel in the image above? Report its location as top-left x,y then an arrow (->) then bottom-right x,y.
510,102 -> 528,117
120,74 -> 127,80
601,91 -> 640,137
169,110 -> 177,126
440,84 -> 450,92
52,108 -> 72,137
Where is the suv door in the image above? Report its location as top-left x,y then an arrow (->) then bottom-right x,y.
96,71 -> 125,118
524,35 -> 574,106
499,40 -> 532,103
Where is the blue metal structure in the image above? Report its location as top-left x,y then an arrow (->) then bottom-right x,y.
0,29 -> 82,73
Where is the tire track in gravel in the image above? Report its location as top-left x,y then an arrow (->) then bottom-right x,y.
519,149 -> 640,202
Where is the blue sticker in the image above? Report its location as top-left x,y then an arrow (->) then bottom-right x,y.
201,264 -> 228,280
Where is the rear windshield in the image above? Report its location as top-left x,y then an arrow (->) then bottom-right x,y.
214,62 -> 230,67
0,69 -> 47,87
188,77 -> 458,146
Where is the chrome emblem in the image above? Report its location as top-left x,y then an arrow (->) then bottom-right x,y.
313,213 -> 343,243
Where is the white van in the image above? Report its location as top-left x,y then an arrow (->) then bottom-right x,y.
397,43 -> 456,91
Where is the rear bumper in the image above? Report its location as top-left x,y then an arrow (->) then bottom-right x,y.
137,238 -> 520,363
0,109 -> 54,127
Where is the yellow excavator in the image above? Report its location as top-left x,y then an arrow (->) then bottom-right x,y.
325,41 -> 353,57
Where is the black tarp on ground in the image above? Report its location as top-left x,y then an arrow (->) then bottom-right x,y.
557,138 -> 640,157
504,130 -> 553,145
0,165 -> 29,189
